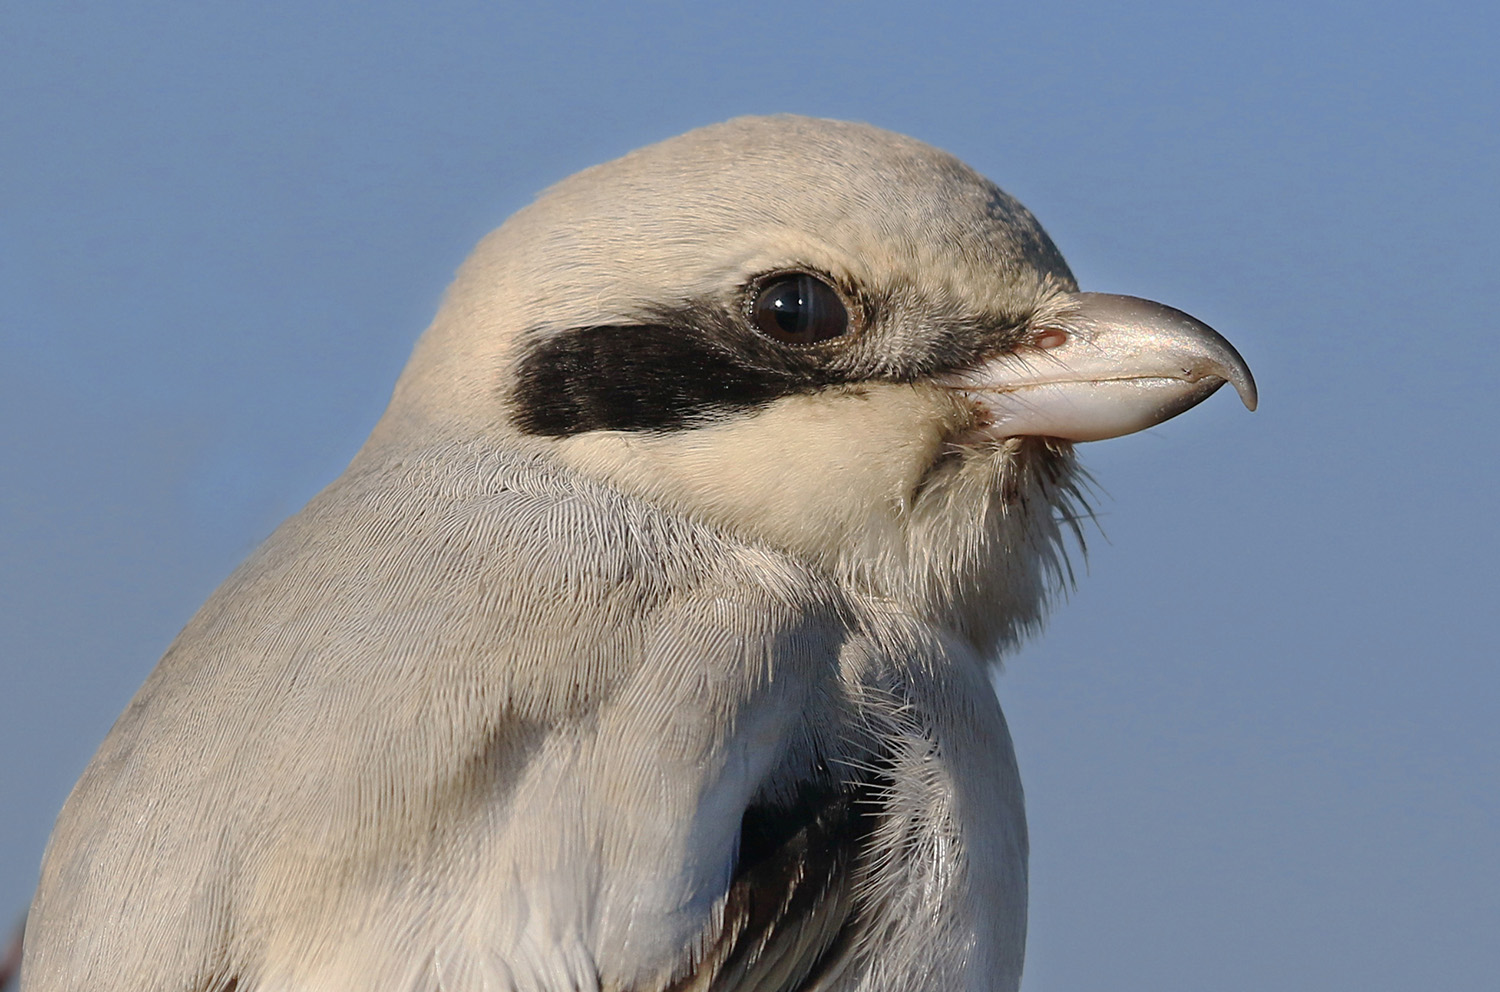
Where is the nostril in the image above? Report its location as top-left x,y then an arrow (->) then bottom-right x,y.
1032,328 -> 1068,350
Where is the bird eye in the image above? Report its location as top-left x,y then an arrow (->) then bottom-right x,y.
750,274 -> 849,344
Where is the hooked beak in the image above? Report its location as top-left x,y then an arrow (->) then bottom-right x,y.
940,292 -> 1258,442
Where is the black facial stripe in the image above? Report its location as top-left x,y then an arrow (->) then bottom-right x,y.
509,299 -> 1032,438
511,317 -> 852,437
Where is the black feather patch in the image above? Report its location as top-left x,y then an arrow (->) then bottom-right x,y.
508,297 -> 1029,438
662,774 -> 886,992
510,322 -> 839,436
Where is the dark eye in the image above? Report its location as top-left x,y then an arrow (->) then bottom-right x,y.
750,274 -> 849,344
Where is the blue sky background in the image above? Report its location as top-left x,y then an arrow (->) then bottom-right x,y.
3,2 -> 1495,989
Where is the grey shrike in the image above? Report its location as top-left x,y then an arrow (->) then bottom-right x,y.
23,116 -> 1255,992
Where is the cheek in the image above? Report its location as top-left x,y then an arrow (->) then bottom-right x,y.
553,384 -> 961,563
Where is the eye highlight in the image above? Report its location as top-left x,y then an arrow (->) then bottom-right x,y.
750,274 -> 849,344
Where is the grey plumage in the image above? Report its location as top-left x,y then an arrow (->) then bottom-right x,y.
22,116 -> 1254,992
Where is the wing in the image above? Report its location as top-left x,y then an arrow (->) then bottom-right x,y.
23,446 -> 861,992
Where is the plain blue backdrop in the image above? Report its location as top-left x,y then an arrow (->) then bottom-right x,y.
4,2 -> 1496,989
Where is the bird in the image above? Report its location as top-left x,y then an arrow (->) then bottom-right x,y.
21,115 -> 1255,992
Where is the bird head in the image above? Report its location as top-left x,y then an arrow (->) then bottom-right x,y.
371,116 -> 1256,659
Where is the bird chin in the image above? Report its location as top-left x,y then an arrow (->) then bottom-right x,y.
860,435 -> 1088,660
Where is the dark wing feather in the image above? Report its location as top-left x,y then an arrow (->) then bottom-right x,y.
667,777 -> 882,992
